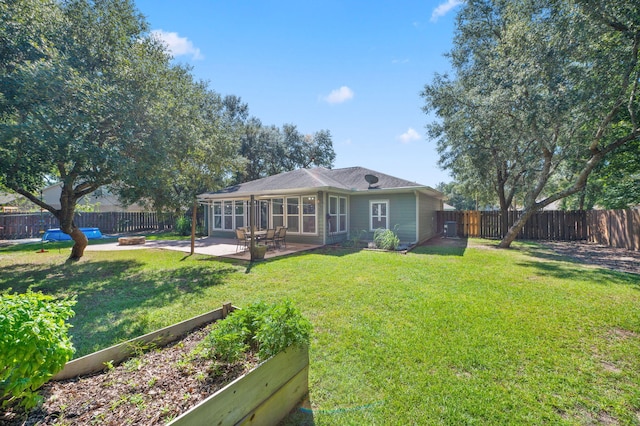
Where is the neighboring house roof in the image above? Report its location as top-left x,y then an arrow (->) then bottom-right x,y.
0,192 -> 18,205
41,183 -> 145,212
199,167 -> 444,200
443,203 -> 456,211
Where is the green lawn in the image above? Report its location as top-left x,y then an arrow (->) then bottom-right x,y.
1,239 -> 639,424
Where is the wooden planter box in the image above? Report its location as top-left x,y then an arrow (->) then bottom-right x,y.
169,345 -> 309,426
52,303 -> 309,426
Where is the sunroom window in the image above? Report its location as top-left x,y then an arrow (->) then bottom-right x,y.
302,196 -> 316,234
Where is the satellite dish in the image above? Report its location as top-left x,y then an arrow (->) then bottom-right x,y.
364,174 -> 379,188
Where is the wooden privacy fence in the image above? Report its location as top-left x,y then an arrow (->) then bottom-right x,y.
587,209 -> 640,251
438,210 -> 589,241
438,209 -> 639,250
0,212 -> 176,240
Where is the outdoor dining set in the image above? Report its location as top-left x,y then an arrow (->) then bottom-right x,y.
235,226 -> 287,252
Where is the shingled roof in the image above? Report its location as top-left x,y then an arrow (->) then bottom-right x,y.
199,167 -> 443,199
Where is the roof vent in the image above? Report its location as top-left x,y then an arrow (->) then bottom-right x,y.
364,174 -> 379,189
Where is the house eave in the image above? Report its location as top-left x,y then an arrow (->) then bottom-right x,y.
198,186 -> 334,203
351,186 -> 445,199
198,185 -> 445,204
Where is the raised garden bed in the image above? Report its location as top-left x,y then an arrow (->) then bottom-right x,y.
3,304 -> 309,425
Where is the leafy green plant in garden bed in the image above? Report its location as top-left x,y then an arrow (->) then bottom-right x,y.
373,226 -> 400,250
199,300 -> 312,363
0,291 -> 76,410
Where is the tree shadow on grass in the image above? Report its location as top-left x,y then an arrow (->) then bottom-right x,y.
0,259 -> 238,357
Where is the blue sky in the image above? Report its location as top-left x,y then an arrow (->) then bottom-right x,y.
134,0 -> 464,188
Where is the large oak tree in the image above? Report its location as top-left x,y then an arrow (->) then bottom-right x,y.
0,0 -> 238,259
422,0 -> 640,247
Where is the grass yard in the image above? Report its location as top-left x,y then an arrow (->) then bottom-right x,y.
1,239 -> 639,424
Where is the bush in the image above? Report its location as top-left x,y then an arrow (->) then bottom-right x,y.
175,216 -> 191,236
0,291 -> 76,410
201,300 -> 312,363
373,227 -> 400,250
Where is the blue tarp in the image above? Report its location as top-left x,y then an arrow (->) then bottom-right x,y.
42,228 -> 103,242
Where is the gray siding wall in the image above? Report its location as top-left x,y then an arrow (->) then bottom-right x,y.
418,192 -> 442,243
350,193 -> 417,243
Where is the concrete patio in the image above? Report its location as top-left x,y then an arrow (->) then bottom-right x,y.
84,236 -> 322,261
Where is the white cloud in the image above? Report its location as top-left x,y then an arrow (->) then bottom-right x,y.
397,128 -> 421,144
151,29 -> 203,60
431,0 -> 464,22
322,86 -> 354,104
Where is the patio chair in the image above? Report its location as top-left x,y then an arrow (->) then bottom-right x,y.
235,228 -> 250,252
275,227 -> 287,249
263,228 -> 276,249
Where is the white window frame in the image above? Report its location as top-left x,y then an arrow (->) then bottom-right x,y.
211,196 -> 318,235
212,201 -> 222,230
370,200 -> 389,231
286,197 -> 300,234
271,198 -> 285,229
223,201 -> 234,230
301,195 -> 317,234
329,195 -> 348,234
234,200 -> 245,229
212,200 -> 248,230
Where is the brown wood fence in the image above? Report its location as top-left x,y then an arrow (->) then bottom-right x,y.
437,209 -> 640,251
438,210 -> 589,241
0,212 -> 177,240
586,209 -> 640,251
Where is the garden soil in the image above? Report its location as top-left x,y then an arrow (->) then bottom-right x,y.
1,325 -> 258,425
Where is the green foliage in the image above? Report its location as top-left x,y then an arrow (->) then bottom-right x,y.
0,291 -> 76,410
0,0 -> 242,254
436,181 -> 495,210
201,300 -> 312,363
423,0 -> 640,245
231,114 -> 336,184
175,216 -> 192,236
591,139 -> 640,209
373,227 -> 400,251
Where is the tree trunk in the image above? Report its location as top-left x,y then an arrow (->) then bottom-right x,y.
578,188 -> 586,211
498,208 -> 537,248
68,227 -> 89,261
58,182 -> 87,261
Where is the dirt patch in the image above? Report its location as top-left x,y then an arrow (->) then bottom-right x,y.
1,325 -> 258,425
540,241 -> 640,275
